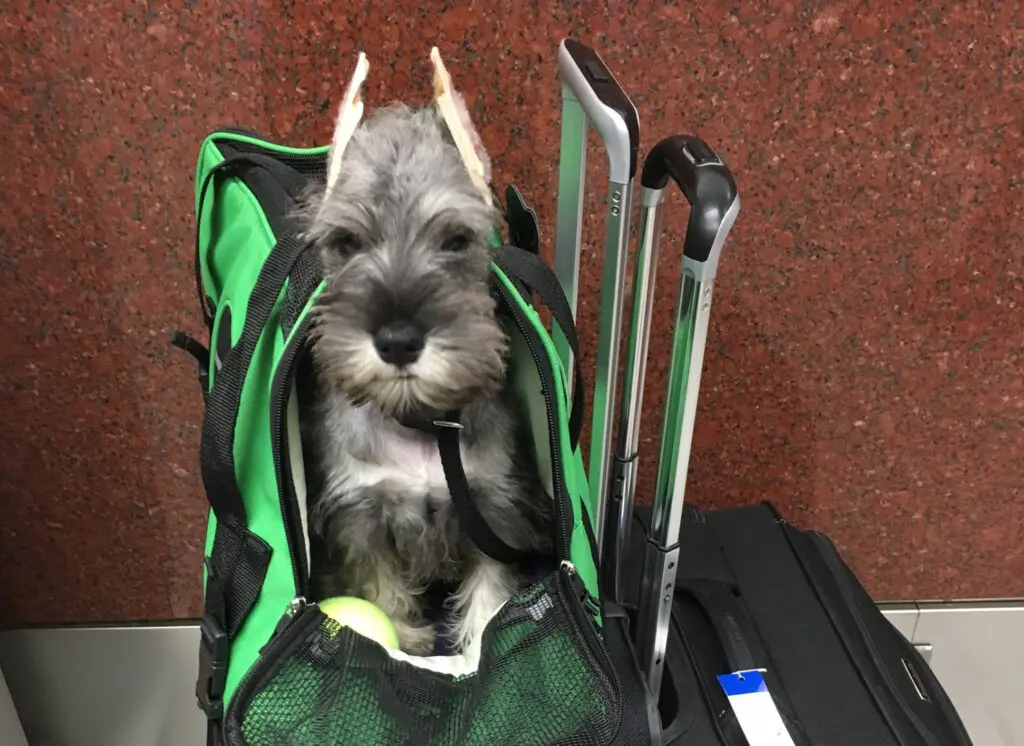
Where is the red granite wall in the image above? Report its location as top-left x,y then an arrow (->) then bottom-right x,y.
1,1 -> 1021,624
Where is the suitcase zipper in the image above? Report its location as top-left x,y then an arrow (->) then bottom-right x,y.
810,532 -> 971,744
800,530 -> 960,746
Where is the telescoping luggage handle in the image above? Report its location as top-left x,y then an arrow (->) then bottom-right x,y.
622,135 -> 740,698
554,38 -> 640,559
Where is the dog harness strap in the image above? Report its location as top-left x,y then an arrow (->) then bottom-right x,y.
435,410 -> 531,565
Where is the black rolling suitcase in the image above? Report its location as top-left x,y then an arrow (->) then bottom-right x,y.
627,503 -> 974,746
601,136 -> 974,743
550,39 -> 972,746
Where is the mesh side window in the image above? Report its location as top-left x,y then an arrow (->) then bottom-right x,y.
232,576 -> 621,746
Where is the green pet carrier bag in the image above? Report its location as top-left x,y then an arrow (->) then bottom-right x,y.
176,129 -> 654,745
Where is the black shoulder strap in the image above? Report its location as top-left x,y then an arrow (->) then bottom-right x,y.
195,231 -> 312,741
493,246 -> 585,451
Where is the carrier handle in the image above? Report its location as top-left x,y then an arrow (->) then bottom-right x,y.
553,44 -> 640,553
606,135 -> 741,601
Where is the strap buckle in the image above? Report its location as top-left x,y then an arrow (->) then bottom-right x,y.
396,409 -> 463,434
195,612 -> 229,720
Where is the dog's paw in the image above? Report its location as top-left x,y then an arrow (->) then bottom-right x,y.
455,625 -> 485,671
394,619 -> 437,656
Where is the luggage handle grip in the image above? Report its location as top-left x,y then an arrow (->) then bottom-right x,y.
639,135 -> 740,270
559,39 -> 640,183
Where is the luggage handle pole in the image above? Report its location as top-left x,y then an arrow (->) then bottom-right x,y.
633,135 -> 740,697
552,81 -> 587,385
604,185 -> 663,602
553,39 -> 640,557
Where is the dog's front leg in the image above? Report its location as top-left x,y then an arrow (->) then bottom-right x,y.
448,553 -> 519,667
345,553 -> 436,656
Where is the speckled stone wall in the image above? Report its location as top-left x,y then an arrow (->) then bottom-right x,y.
1,1 -> 1021,624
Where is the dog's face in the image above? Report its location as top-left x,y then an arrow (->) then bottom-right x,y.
305,104 -> 508,417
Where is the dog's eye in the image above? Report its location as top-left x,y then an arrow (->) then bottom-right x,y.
440,233 -> 472,253
332,230 -> 363,255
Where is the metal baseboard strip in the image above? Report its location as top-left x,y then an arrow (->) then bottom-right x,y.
0,623 -> 204,746
1,602 -> 1021,746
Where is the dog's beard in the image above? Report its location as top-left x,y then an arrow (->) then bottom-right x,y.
311,317 -> 508,417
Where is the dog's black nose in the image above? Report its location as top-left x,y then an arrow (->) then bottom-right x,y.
373,322 -> 424,367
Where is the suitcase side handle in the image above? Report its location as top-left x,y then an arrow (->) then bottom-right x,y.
677,579 -> 759,672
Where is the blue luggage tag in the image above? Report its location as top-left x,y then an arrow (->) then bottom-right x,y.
717,669 -> 796,746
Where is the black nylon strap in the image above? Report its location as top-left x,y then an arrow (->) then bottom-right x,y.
435,412 -> 530,565
493,246 -> 585,450
281,246 -> 323,339
199,232 -> 309,524
208,518 -> 273,639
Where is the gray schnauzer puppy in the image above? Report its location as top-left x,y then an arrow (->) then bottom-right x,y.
299,103 -> 552,659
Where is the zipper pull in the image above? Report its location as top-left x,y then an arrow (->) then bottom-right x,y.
561,561 -> 601,616
261,597 -> 309,654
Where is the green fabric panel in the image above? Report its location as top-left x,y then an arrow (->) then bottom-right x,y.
490,268 -> 599,604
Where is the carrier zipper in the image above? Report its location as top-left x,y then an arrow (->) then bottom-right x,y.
561,561 -> 601,617
493,280 -> 572,561
269,314 -> 318,598
225,596 -> 324,732
260,596 -> 310,654
212,129 -> 328,177
558,561 -> 627,738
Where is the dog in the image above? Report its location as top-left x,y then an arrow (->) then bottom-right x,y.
297,95 -> 552,661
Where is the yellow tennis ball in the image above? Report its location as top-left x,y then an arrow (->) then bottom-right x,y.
319,597 -> 400,650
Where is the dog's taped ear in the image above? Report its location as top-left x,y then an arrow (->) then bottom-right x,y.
430,46 -> 492,206
324,51 -> 370,201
